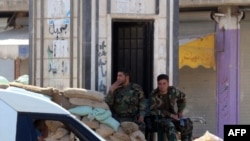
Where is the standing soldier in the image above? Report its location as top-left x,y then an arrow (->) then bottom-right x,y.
105,68 -> 146,128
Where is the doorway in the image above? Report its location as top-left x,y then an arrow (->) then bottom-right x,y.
112,20 -> 154,98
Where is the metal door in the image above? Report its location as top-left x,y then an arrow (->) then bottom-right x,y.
112,20 -> 154,98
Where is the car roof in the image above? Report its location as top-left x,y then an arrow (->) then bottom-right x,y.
0,87 -> 70,114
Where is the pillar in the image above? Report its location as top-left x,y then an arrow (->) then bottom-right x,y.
212,6 -> 243,138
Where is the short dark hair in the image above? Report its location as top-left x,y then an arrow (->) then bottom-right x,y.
157,74 -> 169,81
117,68 -> 130,76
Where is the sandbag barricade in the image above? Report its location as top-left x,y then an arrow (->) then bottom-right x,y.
4,84 -> 147,141
63,87 -> 146,141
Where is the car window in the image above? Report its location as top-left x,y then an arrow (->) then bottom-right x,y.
16,113 -> 105,141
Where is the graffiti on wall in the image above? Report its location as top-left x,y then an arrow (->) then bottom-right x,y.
47,0 -> 70,39
47,42 -> 69,75
49,24 -> 68,40
97,41 -> 107,94
46,0 -> 70,88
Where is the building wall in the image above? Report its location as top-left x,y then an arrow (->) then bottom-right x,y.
98,0 -> 168,92
2,0 -> 250,12
179,11 -> 217,137
31,0 -> 79,89
0,0 -> 28,11
179,67 -> 216,138
179,9 -> 250,137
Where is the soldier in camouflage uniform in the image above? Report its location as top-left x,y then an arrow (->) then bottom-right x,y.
105,68 -> 146,127
148,74 -> 192,141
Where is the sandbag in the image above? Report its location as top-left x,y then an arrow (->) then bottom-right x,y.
9,82 -> 24,88
63,87 -> 104,102
129,130 -> 146,141
95,124 -> 115,138
44,138 -> 59,141
59,134 -> 70,141
87,107 -> 111,121
45,120 -> 64,133
50,128 -> 69,139
193,131 -> 223,141
14,74 -> 29,85
0,76 -> 9,85
52,92 -> 74,109
110,132 -> 130,141
121,121 -> 139,134
68,105 -> 93,116
95,109 -> 112,121
69,98 -> 109,110
81,116 -> 100,129
99,116 -> 120,131
0,76 -> 9,89
117,127 -> 126,134
9,82 -> 56,96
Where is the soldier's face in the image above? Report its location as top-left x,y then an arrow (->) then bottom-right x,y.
157,79 -> 169,93
117,72 -> 127,85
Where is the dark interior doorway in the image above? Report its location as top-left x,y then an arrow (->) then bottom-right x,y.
112,20 -> 154,98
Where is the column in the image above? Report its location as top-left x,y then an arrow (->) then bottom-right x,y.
212,6 -> 243,138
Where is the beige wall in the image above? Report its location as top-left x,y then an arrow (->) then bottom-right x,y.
179,67 -> 216,138
178,11 -> 217,137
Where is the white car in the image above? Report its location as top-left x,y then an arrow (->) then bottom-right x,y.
0,87 -> 106,141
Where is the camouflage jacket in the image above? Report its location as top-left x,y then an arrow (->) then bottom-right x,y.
105,83 -> 146,118
149,86 -> 186,118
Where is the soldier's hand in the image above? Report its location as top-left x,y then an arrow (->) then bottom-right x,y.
178,112 -> 183,118
109,80 -> 122,93
137,115 -> 144,123
170,114 -> 179,120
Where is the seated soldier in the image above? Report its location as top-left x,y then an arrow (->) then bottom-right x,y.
148,74 -> 193,141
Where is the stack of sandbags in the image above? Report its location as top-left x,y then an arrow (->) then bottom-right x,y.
193,131 -> 223,141
63,87 -> 120,140
63,88 -> 147,141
